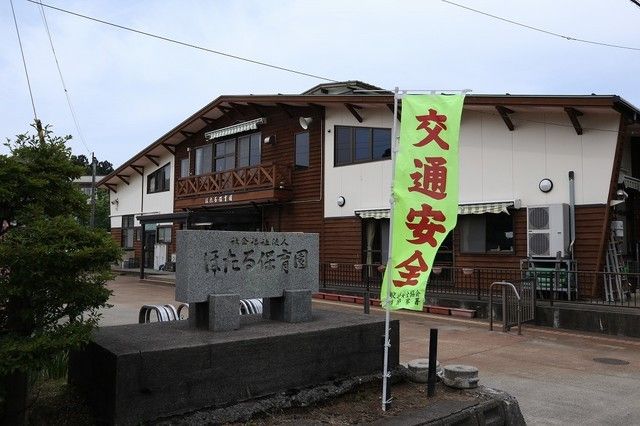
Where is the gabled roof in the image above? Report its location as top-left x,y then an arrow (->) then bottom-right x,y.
98,81 -> 640,189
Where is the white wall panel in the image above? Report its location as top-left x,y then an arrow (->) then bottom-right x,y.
322,105 -> 620,218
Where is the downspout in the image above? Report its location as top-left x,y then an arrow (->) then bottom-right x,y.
568,171 -> 576,262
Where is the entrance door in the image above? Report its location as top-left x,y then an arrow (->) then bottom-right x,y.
143,230 -> 155,269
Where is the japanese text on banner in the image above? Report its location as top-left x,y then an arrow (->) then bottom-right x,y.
381,94 -> 465,310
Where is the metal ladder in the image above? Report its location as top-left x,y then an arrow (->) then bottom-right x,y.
605,233 -> 625,302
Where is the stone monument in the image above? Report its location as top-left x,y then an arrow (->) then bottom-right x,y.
176,230 -> 318,331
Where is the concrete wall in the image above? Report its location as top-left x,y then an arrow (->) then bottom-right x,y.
323,106 -> 620,218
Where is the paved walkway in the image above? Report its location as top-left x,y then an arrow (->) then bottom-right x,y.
101,275 -> 640,425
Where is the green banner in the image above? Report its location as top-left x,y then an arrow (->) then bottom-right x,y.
381,94 -> 465,310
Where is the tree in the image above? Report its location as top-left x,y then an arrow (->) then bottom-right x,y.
0,125 -> 120,423
70,154 -> 114,175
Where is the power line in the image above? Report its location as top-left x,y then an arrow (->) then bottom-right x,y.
10,0 -> 38,120
27,0 -> 338,83
442,0 -> 640,52
37,0 -> 92,155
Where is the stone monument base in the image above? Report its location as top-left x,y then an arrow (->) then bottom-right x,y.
69,309 -> 400,425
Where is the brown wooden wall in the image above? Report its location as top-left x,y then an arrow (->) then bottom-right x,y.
322,217 -> 362,264
110,226 -> 142,264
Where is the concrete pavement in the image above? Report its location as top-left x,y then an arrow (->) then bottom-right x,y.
100,275 -> 640,425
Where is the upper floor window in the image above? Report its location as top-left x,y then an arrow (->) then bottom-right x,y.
147,163 -> 171,193
295,132 -> 310,168
334,126 -> 391,166
195,144 -> 213,175
194,132 -> 262,175
180,157 -> 189,178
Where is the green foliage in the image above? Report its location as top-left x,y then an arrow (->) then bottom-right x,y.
0,125 -> 121,379
70,154 -> 114,175
0,126 -> 88,227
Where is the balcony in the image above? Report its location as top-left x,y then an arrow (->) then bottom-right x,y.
175,161 -> 293,209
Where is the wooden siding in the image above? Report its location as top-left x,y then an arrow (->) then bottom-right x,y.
322,217 -> 362,264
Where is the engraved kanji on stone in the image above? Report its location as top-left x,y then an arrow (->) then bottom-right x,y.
258,250 -> 276,270
393,250 -> 428,287
204,250 -> 221,275
242,249 -> 256,270
415,109 -> 449,149
277,249 -> 292,273
222,249 -> 240,273
409,157 -> 447,200
405,203 -> 446,247
294,249 -> 308,269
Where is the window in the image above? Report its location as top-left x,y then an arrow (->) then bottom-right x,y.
194,132 -> 262,175
459,213 -> 514,253
147,163 -> 171,193
334,126 -> 391,166
295,132 -> 310,168
195,144 -> 213,175
237,133 -> 261,168
157,226 -> 172,243
180,158 -> 189,178
122,215 -> 135,249
215,139 -> 236,171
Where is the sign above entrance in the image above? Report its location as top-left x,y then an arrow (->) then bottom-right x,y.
204,194 -> 233,205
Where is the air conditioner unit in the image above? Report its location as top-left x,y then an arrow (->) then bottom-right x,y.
527,204 -> 570,258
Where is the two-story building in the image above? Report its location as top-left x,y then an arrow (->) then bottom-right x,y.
99,81 -> 640,297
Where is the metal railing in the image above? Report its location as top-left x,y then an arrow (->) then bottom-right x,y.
319,263 -> 640,309
489,281 -> 522,335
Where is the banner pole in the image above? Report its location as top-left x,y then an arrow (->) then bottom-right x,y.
381,86 -> 400,411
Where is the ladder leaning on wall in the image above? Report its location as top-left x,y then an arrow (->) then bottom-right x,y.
604,233 -> 626,302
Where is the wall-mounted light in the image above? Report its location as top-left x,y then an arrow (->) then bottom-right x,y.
299,116 -> 313,130
538,178 -> 553,193
336,196 -> 346,207
263,135 -> 276,145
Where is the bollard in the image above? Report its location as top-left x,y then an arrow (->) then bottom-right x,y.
427,328 -> 438,397
364,292 -> 370,314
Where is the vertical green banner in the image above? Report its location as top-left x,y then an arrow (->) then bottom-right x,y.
381,94 -> 465,310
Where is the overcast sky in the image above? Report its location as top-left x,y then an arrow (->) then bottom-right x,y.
2,0 -> 639,165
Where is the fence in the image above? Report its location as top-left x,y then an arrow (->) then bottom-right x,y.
319,263 -> 640,309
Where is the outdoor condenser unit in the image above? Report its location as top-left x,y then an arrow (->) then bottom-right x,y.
527,204 -> 570,258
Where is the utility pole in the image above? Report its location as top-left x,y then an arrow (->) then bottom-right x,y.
90,152 -> 97,228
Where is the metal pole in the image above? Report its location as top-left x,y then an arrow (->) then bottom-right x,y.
427,328 -> 438,397
90,152 -> 97,228
381,87 -> 399,412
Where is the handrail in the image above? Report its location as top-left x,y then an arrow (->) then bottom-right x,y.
489,281 -> 522,335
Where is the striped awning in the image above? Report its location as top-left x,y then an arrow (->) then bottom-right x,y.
355,209 -> 390,219
355,201 -> 516,219
458,201 -> 513,215
623,176 -> 640,192
204,117 -> 266,140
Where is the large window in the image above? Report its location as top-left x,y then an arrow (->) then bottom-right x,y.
335,126 -> 391,166
295,132 -> 310,168
194,132 -> 261,175
147,163 -> 171,193
459,213 -> 514,253
122,215 -> 135,249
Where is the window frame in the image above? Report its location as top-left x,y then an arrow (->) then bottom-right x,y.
147,162 -> 171,194
194,131 -> 262,176
334,125 -> 391,167
459,212 -> 515,254
121,215 -> 135,250
156,226 -> 172,243
180,157 -> 189,178
294,131 -> 310,169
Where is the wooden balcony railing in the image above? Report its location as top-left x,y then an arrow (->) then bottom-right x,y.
175,161 -> 293,198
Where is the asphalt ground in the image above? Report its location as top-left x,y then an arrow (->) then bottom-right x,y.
101,275 -> 640,425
